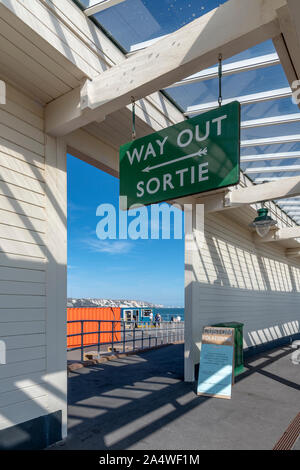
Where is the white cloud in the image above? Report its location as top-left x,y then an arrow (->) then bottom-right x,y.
85,238 -> 133,255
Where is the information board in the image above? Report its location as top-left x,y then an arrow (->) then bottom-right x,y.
120,101 -> 240,209
197,326 -> 235,400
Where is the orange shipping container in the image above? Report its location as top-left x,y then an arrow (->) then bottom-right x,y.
67,307 -> 121,349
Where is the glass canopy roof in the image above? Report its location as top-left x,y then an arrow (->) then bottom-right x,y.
75,0 -> 300,224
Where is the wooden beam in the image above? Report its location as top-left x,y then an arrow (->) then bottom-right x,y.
176,176 -> 300,215
45,0 -> 285,136
273,34 -> 298,86
253,226 -> 300,243
196,192 -> 229,213
227,176 -> 300,207
276,2 -> 300,80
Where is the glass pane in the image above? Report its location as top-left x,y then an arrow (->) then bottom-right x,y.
165,64 -> 289,110
223,40 -> 276,64
89,0 -> 229,51
242,98 -> 298,121
249,170 -> 300,178
242,157 -> 300,170
241,142 -> 300,155
241,122 -> 300,141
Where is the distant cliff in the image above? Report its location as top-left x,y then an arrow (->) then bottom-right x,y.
67,298 -> 165,308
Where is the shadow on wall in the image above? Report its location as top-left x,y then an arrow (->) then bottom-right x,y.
0,136 -> 67,449
185,213 -> 300,365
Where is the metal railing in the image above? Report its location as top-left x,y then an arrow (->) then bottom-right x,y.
67,319 -> 184,361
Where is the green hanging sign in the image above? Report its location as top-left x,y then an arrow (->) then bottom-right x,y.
120,101 -> 240,209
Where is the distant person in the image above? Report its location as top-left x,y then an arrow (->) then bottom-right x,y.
155,313 -> 161,327
177,316 -> 181,323
149,312 -> 153,323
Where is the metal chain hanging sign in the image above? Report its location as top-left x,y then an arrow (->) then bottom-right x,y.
218,53 -> 223,107
120,60 -> 240,210
131,96 -> 136,140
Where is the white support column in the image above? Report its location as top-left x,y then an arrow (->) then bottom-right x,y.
184,203 -> 204,382
44,136 -> 68,438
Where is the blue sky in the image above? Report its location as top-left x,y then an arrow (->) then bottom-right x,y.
67,154 -> 185,306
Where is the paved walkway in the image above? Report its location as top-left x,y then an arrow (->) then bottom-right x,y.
50,344 -> 300,450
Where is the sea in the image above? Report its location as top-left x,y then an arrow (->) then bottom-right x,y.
152,308 -> 184,322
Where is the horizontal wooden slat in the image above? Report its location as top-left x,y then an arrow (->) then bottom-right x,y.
6,346 -> 46,364
0,395 -> 48,429
0,383 -> 48,408
0,253 -> 46,270
0,371 -> 45,394
0,210 -> 45,233
0,309 -> 45,323
0,108 -> 44,144
0,100 -> 43,130
0,280 -> 45,296
0,195 -> 45,220
2,334 -> 46,350
0,238 -> 46,258
0,181 -> 45,207
0,294 -> 46,309
0,321 -> 45,336
0,123 -> 44,157
0,360 -> 46,385
0,166 -> 45,194
6,83 -> 44,118
0,153 -> 45,182
0,224 -> 46,245
0,135 -> 45,170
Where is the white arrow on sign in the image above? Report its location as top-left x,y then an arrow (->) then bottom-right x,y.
142,147 -> 208,173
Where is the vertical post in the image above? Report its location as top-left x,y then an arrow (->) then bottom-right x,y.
111,321 -> 114,354
141,329 -> 144,350
123,321 -> 126,354
133,324 -> 136,351
45,136 -> 68,438
184,203 -> 204,382
97,321 -> 101,354
81,321 -> 84,362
